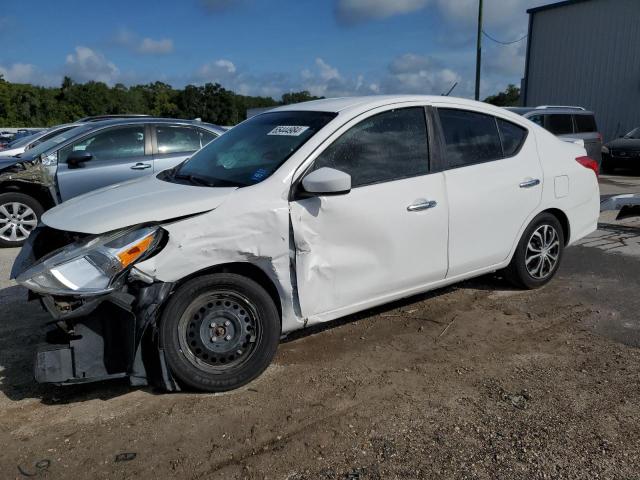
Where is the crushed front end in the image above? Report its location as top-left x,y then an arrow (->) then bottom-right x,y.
11,225 -> 180,390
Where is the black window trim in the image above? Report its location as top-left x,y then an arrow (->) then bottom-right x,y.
434,107 -> 529,172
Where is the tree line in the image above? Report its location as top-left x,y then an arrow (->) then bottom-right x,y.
0,75 -> 520,128
0,75 -> 322,127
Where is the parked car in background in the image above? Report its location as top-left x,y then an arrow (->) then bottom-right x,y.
0,117 -> 225,247
507,106 -> 602,166
13,129 -> 44,141
11,95 -> 600,392
601,127 -> 640,174
0,134 -> 13,149
0,123 -> 83,157
77,114 -> 152,122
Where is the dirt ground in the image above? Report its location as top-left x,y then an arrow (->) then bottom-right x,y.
1,175 -> 640,480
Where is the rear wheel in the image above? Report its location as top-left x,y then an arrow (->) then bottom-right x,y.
160,274 -> 280,392
504,212 -> 565,289
0,192 -> 43,248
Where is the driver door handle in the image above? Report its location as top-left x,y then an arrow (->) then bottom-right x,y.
131,162 -> 152,170
407,200 -> 437,212
519,178 -> 540,188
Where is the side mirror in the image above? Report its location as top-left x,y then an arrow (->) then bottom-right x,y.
301,167 -> 351,196
67,150 -> 93,168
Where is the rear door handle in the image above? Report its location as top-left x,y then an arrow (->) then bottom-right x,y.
407,200 -> 437,212
131,163 -> 152,170
519,178 -> 540,188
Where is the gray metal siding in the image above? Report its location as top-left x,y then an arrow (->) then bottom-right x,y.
524,0 -> 640,141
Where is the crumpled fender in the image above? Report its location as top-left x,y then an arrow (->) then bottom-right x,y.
135,184 -> 303,333
0,157 -> 58,204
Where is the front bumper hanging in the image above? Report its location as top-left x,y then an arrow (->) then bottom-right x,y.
13,226 -> 181,390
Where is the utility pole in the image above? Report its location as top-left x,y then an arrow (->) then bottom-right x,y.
474,0 -> 483,101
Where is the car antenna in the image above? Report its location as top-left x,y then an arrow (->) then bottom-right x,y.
442,82 -> 458,97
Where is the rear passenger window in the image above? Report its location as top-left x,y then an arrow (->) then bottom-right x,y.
313,107 -> 429,188
438,109 -> 503,168
529,115 -> 544,127
157,126 -> 202,154
574,114 -> 597,133
200,129 -> 218,147
497,119 -> 527,157
545,114 -> 573,135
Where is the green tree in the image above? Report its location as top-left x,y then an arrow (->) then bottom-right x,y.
281,90 -> 322,105
484,84 -> 520,107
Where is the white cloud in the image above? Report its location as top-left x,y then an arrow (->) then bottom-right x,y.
381,53 -> 463,95
0,63 -> 38,83
196,58 -> 238,81
335,0 -> 429,24
64,46 -> 120,84
137,37 -> 174,55
114,28 -> 174,55
315,58 -> 340,81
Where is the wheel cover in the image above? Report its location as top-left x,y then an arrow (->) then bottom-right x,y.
525,224 -> 560,280
0,202 -> 37,242
177,290 -> 262,374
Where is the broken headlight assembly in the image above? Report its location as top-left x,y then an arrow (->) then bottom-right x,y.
16,226 -> 165,296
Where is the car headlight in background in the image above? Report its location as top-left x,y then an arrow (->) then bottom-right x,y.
17,226 -> 165,296
602,145 -> 610,155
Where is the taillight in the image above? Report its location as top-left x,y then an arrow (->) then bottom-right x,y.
576,156 -> 599,177
596,133 -> 603,143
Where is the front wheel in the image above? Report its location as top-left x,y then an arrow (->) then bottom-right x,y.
160,274 -> 281,392
0,192 -> 43,248
504,213 -> 565,289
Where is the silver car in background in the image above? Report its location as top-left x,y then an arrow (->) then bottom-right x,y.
0,118 -> 226,247
507,106 -> 602,166
0,123 -> 84,157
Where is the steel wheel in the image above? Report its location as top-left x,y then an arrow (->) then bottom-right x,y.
177,290 -> 263,374
525,224 -> 560,280
0,202 -> 38,243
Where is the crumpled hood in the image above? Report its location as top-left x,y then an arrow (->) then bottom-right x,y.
42,174 -> 237,234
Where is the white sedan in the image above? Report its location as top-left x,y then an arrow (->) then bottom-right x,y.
13,95 -> 600,392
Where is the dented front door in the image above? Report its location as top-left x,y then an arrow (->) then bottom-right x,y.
291,172 -> 449,321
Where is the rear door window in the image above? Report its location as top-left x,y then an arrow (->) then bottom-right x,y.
156,125 -> 202,154
497,119 -> 528,157
545,114 -> 574,135
199,129 -> 218,147
438,109 -> 503,168
574,114 -> 597,133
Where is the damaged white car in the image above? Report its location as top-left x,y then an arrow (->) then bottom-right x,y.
11,96 -> 600,392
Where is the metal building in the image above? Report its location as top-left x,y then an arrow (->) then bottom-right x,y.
522,0 -> 640,141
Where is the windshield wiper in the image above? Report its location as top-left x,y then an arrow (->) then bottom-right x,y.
173,172 -> 215,187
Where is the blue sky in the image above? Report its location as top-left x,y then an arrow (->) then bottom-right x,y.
0,0 -> 548,99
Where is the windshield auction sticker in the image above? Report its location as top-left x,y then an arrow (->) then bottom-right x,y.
267,126 -> 310,136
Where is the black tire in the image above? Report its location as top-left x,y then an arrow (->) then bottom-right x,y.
0,192 -> 44,248
160,273 -> 280,392
504,212 -> 565,289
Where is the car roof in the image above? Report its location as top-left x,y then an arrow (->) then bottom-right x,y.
268,95 -> 546,128
521,107 -> 595,116
85,117 -> 225,132
269,95 -> 533,117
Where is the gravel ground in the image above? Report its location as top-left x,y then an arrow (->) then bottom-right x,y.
0,175 -> 639,479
